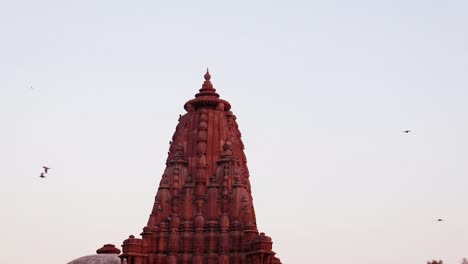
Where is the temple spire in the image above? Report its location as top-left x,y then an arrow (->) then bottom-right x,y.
121,71 -> 282,264
184,69 -> 232,112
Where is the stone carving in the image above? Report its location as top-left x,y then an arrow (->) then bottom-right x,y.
216,102 -> 225,111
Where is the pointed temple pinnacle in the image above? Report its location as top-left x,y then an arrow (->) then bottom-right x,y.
204,68 -> 211,81
184,69 -> 231,112
200,69 -> 214,92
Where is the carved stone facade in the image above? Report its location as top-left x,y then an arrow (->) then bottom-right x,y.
121,71 -> 282,264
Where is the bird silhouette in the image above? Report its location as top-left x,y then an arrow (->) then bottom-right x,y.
43,166 -> 50,173
437,218 -> 443,222
39,172 -> 46,178
403,130 -> 411,133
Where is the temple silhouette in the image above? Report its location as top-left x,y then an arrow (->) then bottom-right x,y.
120,70 -> 282,264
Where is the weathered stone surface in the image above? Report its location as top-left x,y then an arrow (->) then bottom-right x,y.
121,70 -> 282,264
68,245 -> 121,264
67,254 -> 120,264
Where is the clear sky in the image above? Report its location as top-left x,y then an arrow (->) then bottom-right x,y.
1,0 -> 467,263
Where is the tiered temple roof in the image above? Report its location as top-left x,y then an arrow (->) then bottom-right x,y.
121,70 -> 282,264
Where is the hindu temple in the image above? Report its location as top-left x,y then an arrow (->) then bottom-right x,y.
120,70 -> 282,264
67,70 -> 282,264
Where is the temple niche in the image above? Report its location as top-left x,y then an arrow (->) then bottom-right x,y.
120,70 -> 282,264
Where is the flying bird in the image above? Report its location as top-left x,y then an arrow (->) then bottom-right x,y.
437,218 -> 443,222
403,130 -> 411,133
39,172 -> 46,178
42,166 -> 50,173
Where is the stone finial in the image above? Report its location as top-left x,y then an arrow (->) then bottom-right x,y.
201,69 -> 214,91
204,68 -> 211,81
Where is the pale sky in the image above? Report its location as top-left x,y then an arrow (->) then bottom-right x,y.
1,0 -> 468,263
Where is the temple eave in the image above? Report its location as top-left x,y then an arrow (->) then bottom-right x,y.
184,97 -> 231,112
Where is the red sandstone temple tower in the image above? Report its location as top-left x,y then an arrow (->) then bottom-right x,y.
121,71 -> 282,264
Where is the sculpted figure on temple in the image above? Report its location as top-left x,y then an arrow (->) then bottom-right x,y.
198,129 -> 207,140
197,153 -> 206,165
221,140 -> 234,158
216,102 -> 225,111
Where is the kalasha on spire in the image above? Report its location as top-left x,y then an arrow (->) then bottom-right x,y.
121,71 -> 282,264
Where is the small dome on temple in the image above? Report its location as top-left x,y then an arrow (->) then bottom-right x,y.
67,244 -> 121,264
